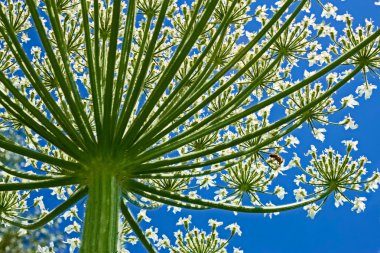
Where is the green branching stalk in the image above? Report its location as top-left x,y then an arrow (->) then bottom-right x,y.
120,0 -> 223,148
0,177 -> 79,191
116,0 -> 172,143
126,179 -> 333,213
0,138 -> 81,170
0,164 -> 55,180
121,202 -> 159,253
26,0 -> 96,148
0,20 -> 86,150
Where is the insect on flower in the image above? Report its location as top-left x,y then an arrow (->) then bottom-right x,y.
269,153 -> 284,165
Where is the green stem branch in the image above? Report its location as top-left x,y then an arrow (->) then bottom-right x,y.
120,202 -> 158,253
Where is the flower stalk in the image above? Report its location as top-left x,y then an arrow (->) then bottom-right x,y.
81,169 -> 121,253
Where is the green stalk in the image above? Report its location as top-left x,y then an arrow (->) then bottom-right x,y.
81,169 -> 121,253
135,1 -> 233,136
128,180 -> 333,213
80,0 -> 102,139
0,72 -> 81,157
120,0 -> 221,148
27,0 -> 95,147
131,187 -> 210,210
103,0 -> 122,146
111,0 -> 136,133
137,116 -> 305,174
0,88 -> 82,160
0,18 -> 86,150
0,165 -> 56,180
114,15 -> 153,141
0,177 -> 79,191
120,202 -> 158,253
116,0 -> 171,144
0,138 -> 81,171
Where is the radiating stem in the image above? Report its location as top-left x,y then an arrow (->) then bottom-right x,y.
120,202 -> 158,253
128,179 -> 333,213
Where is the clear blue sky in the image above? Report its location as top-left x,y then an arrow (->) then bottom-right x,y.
136,1 -> 380,253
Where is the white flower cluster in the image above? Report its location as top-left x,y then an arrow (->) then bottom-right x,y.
291,141 -> 380,219
155,215 -> 243,253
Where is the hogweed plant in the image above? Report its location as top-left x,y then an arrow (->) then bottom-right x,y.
0,0 -> 379,252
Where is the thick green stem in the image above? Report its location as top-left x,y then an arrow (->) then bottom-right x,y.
81,170 -> 121,253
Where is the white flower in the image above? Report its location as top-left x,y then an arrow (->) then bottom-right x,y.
17,229 -> 27,237
326,72 -> 339,84
336,13 -> 353,22
225,223 -> 242,236
294,187 -> 307,202
65,238 -> 81,253
188,190 -> 200,199
294,174 -> 307,186
274,186 -> 287,200
305,145 -> 317,156
51,187 -> 67,200
36,242 -> 54,253
176,215 -> 192,229
341,95 -> 359,108
64,221 -> 81,234
285,135 -> 300,147
366,172 -> 380,192
31,46 -> 42,56
196,174 -> 217,189
33,196 -> 46,213
321,3 -> 338,18
304,203 -> 320,219
313,128 -> 326,142
167,205 -> 182,214
145,227 -> 159,242
208,219 -> 223,228
287,154 -> 301,168
233,247 -> 244,253
356,83 -> 377,99
367,180 -> 379,192
21,33 -> 30,43
342,140 -> 359,151
137,210 -> 151,223
214,188 -> 228,201
339,115 -> 358,130
63,206 -> 79,221
351,197 -> 367,213
334,193 -> 347,207
156,235 -> 170,250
